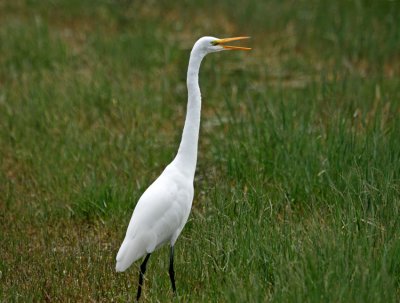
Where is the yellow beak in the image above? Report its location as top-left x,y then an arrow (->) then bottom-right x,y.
215,36 -> 251,51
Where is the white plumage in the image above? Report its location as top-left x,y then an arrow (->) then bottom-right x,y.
116,165 -> 193,272
115,36 -> 250,300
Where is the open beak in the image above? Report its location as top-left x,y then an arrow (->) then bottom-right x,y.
215,36 -> 251,51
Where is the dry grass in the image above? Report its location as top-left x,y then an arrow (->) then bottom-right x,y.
1,0 -> 400,302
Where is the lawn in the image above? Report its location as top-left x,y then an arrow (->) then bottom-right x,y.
1,0 -> 400,302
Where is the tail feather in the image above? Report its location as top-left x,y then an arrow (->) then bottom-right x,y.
116,238 -> 145,272
116,232 -> 156,272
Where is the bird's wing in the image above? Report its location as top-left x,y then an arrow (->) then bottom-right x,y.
116,170 -> 193,271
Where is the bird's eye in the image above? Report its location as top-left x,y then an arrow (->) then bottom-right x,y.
211,40 -> 218,46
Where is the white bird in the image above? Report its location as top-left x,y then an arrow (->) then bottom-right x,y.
116,36 -> 251,300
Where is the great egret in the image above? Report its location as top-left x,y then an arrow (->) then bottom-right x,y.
116,36 -> 250,300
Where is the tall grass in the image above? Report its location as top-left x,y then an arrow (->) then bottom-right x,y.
1,0 -> 399,302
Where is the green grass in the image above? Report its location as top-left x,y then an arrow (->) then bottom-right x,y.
1,0 -> 400,302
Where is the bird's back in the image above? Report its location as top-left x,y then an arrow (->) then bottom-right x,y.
116,165 -> 194,272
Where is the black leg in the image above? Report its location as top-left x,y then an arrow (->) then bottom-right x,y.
136,253 -> 151,301
169,246 -> 176,294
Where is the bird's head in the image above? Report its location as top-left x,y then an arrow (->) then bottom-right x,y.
193,36 -> 251,55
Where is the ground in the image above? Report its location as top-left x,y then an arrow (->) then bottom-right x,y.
1,0 -> 399,302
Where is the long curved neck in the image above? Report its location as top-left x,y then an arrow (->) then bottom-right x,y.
173,49 -> 205,179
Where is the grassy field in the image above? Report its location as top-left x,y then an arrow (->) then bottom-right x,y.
1,0 -> 400,302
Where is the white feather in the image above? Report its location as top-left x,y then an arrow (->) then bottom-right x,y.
116,164 -> 193,272
115,36 -> 250,280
